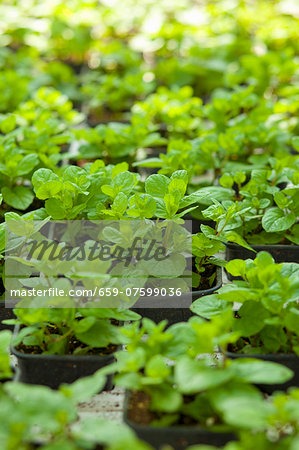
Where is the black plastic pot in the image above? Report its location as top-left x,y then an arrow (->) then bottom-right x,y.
226,351 -> 299,393
132,267 -> 222,325
12,326 -> 117,390
225,242 -> 299,280
124,391 -> 236,449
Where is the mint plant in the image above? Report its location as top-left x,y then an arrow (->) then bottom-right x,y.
141,171 -> 210,220
185,388 -> 299,450
73,120 -> 166,164
131,86 -> 203,138
191,252 -> 299,355
6,307 -> 140,355
192,233 -> 226,289
134,138 -> 214,181
111,316 -> 292,430
30,161 -> 140,220
202,168 -> 299,248
1,2 -> 299,445
81,69 -> 155,118
0,115 -> 38,211
91,169 -> 209,220
15,87 -> 84,126
0,367 -> 149,449
0,69 -> 29,112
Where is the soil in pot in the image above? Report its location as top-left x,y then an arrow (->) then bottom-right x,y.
124,391 -> 236,450
131,266 -> 222,326
12,326 -> 118,390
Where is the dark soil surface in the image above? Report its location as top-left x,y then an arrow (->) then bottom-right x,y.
128,391 -> 155,425
15,324 -> 118,356
195,264 -> 216,291
127,391 -> 220,427
16,340 -> 118,356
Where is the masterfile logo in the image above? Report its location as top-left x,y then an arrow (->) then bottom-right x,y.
5,219 -> 192,308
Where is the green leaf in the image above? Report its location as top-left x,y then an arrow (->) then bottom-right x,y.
208,383 -> 271,430
79,308 -> 140,322
200,225 -> 223,242
73,316 -> 97,334
0,330 -> 13,379
145,174 -> 170,198
32,169 -> 62,199
190,187 -> 234,206
179,190 -> 211,209
133,157 -> 162,168
150,385 -> 182,413
274,192 -> 290,209
101,185 -> 115,198
111,162 -> 129,178
36,181 -> 63,200
284,308 -> 299,335
45,198 -> 66,219
164,192 -> 180,217
75,320 -> 118,347
145,355 -> 171,379
2,186 -> 34,210
191,294 -> 231,319
171,170 -> 188,184
32,168 -> 60,188
225,259 -> 247,278
224,231 -> 255,252
260,325 -> 288,352
63,166 -> 90,192
15,154 -> 39,177
111,192 -> 128,216
222,397 -> 273,430
4,381 -> 75,427
168,178 -> 187,197
0,115 -> 16,133
291,136 -> 299,151
139,253 -> 186,278
230,358 -> 293,384
114,171 -> 137,196
127,193 -> 156,218
219,174 -> 234,189
232,301 -> 270,337
262,208 -> 296,232
174,357 -> 233,394
60,369 -> 106,403
73,417 -> 140,448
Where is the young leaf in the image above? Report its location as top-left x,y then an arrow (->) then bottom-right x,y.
15,154 -> 39,177
145,174 -> 170,198
262,208 -> 296,232
2,186 -> 34,210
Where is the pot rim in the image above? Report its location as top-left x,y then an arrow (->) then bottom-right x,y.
225,242 -> 297,250
224,350 -> 299,361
